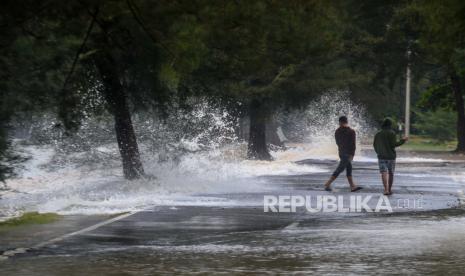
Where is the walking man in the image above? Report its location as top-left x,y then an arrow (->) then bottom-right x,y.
324,116 -> 362,192
373,118 -> 408,195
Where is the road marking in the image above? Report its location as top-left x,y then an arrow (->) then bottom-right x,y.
0,211 -> 138,261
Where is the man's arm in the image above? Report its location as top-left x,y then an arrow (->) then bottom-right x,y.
395,139 -> 406,147
391,132 -> 407,147
350,130 -> 356,155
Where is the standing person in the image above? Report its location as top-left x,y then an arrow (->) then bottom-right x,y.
324,116 -> 362,192
373,118 -> 408,195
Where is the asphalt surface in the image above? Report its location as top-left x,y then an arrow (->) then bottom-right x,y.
1,155 -> 465,275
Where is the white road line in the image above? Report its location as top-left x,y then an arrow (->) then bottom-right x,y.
0,211 -> 138,261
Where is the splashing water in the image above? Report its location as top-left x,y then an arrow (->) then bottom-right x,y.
1,97 -> 326,219
277,91 -> 373,161
0,93 -> 442,219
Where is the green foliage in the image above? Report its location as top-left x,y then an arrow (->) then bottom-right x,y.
409,0 -> 465,67
402,135 -> 456,151
413,108 -> 456,142
392,0 -> 465,151
417,83 -> 455,110
187,0 -> 346,107
2,0 -> 465,177
159,64 -> 181,92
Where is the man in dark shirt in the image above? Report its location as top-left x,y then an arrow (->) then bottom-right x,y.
324,116 -> 362,192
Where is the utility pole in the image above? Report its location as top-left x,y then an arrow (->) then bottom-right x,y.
405,49 -> 411,137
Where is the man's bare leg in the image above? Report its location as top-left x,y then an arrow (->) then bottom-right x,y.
347,176 -> 356,190
324,176 -> 337,190
381,172 -> 389,195
388,172 -> 394,194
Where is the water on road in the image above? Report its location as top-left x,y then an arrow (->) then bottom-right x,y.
2,149 -> 465,275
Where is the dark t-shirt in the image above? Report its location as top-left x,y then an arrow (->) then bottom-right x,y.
335,126 -> 356,156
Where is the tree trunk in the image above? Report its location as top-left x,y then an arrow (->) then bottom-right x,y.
266,119 -> 284,147
247,99 -> 272,160
94,52 -> 145,179
450,71 -> 465,153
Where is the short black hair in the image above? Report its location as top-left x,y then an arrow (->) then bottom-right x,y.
339,116 -> 348,124
382,118 -> 392,128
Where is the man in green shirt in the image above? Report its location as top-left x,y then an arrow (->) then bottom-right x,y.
373,118 -> 408,195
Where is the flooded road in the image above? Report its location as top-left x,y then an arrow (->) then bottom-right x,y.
2,152 -> 465,275
2,209 -> 465,275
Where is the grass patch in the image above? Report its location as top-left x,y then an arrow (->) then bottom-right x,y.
0,212 -> 61,228
403,135 -> 456,152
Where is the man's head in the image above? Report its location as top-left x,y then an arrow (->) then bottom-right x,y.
339,116 -> 348,126
382,118 -> 392,129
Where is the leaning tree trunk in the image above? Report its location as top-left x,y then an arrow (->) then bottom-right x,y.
247,99 -> 272,160
94,52 -> 145,179
450,71 -> 465,153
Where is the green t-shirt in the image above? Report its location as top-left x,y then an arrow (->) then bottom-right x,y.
373,128 -> 405,160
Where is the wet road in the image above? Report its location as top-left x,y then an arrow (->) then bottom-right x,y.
2,156 -> 465,275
